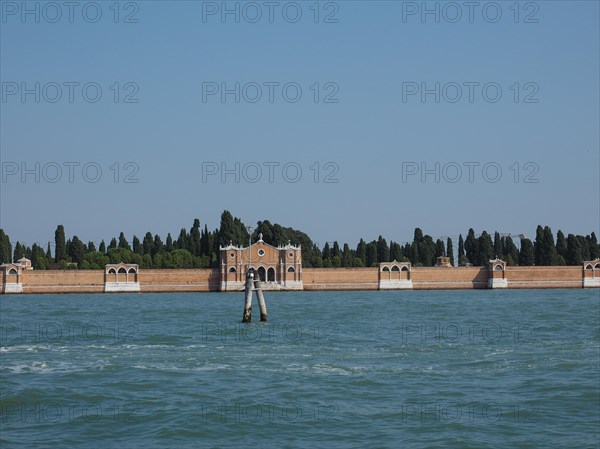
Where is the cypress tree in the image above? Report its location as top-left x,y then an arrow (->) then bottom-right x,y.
46,242 -> 52,260
458,234 -> 467,265
542,226 -> 558,265
493,232 -> 502,259
55,225 -> 66,262
143,232 -> 154,255
446,238 -> 454,266
342,243 -> 353,267
133,236 -> 142,255
519,238 -> 535,266
477,231 -> 494,265
322,242 -> 331,262
69,236 -> 85,266
356,239 -> 367,266
366,241 -> 378,267
13,241 -> 24,261
152,234 -> 163,256
377,236 -> 390,263
503,236 -> 519,266
556,230 -> 567,260
332,241 -> 341,260
87,241 -> 96,253
109,238 -> 117,250
587,232 -> 599,260
435,239 -> 445,258
0,229 -> 12,264
566,234 -> 583,265
190,219 -> 201,255
99,240 -> 106,254
464,229 -> 478,265
118,232 -> 130,250
577,235 -> 590,261
534,225 -> 544,266
166,233 -> 174,252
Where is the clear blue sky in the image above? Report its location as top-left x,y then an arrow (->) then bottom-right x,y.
1,0 -> 599,249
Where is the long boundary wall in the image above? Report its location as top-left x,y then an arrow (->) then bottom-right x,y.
0,265 -> 595,294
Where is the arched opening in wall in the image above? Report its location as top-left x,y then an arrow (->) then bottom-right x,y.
286,266 -> 295,282
494,264 -> 504,271
595,264 -> 600,269
108,268 -> 116,274
227,266 -> 237,282
391,265 -> 400,280
8,268 -> 17,275
267,267 -> 275,282
117,267 -> 127,283
381,266 -> 390,272
401,265 -> 409,280
585,264 -> 593,270
128,267 -> 137,282
257,266 -> 266,282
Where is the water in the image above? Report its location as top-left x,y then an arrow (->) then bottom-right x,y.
1,290 -> 598,449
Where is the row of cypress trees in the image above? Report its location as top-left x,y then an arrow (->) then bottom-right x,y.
0,214 -> 597,269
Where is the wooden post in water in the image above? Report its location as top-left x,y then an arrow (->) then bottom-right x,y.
242,270 -> 254,323
241,269 -> 267,323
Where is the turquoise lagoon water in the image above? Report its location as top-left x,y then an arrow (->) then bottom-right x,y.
1,289 -> 599,448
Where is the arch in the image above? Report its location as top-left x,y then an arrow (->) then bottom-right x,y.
595,263 -> 600,269
287,266 -> 295,273
391,265 -> 400,272
118,267 -> 127,274
229,267 -> 237,273
108,268 -> 116,274
401,266 -> 409,272
267,267 -> 275,282
257,266 -> 266,282
381,266 -> 390,272
128,267 -> 137,274
8,268 -> 17,275
585,264 -> 593,270
494,264 -> 504,271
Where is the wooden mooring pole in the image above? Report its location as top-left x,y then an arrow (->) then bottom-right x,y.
242,269 -> 267,323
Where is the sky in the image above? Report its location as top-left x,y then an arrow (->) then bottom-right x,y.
1,0 -> 599,250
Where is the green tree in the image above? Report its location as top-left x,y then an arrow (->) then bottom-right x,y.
190,219 -> 201,255
503,236 -> 519,266
464,229 -> 478,265
166,233 -> 174,252
542,226 -> 558,265
477,231 -> 494,265
68,236 -> 85,266
377,236 -> 390,263
143,232 -> 154,255
13,241 -> 24,261
587,232 -> 599,260
152,234 -> 163,256
366,241 -> 378,267
118,232 -> 130,250
519,238 -> 535,266
342,243 -> 353,267
133,236 -> 142,255
390,241 -> 403,262
109,238 -> 117,250
99,240 -> 106,254
493,232 -> 503,259
356,239 -> 367,266
87,241 -> 96,253
0,229 -> 12,263
446,238 -> 454,266
534,225 -> 544,266
55,225 -> 66,262
566,234 -> 583,265
458,234 -> 468,265
46,242 -> 52,260
435,239 -> 445,258
556,230 -> 567,260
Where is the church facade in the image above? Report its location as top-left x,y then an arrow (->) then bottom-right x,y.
219,234 -> 303,291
